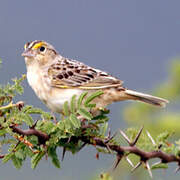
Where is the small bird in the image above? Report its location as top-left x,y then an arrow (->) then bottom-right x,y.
22,40 -> 168,114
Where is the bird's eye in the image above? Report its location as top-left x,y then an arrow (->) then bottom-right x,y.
39,46 -> 45,52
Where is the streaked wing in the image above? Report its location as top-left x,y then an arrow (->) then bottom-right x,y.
48,57 -> 123,89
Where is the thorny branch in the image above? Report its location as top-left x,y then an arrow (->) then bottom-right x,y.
1,124 -> 179,177
10,125 -> 49,144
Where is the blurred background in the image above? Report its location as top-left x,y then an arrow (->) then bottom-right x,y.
0,0 -> 180,179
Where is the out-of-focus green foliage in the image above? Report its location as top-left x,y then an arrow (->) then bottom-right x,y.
115,59 -> 180,180
123,59 -> 180,134
94,173 -> 113,180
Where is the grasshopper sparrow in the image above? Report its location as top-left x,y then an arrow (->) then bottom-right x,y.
22,40 -> 168,114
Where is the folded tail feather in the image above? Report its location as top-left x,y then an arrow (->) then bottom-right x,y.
124,89 -> 169,107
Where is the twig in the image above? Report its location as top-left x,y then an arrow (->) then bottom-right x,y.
0,101 -> 24,111
10,125 -> 49,144
0,154 -> 5,159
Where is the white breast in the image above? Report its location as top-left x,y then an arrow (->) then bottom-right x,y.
27,65 -> 50,102
46,88 -> 83,113
26,64 -> 83,113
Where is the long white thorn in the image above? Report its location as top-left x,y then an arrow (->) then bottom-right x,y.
146,130 -> 156,146
146,161 -> 153,178
126,156 -> 134,167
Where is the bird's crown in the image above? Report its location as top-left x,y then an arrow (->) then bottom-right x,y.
24,40 -> 48,50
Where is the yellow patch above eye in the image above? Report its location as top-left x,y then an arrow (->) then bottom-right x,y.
32,42 -> 44,49
57,85 -> 69,88
24,43 -> 28,49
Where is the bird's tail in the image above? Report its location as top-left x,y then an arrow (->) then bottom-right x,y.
124,89 -> 169,107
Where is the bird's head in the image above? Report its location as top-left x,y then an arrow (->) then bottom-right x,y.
22,40 -> 58,66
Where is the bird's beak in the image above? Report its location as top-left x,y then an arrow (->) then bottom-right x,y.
21,49 -> 35,57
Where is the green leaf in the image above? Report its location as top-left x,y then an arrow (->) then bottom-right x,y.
157,132 -> 170,142
0,75 -> 25,100
93,109 -> 109,121
57,121 -> 65,131
11,154 -> 22,169
0,138 -> 17,145
64,118 -> 73,130
99,122 -> 108,136
78,108 -> 93,120
151,163 -> 168,169
70,95 -> 76,113
85,103 -> 96,108
48,146 -> 60,168
41,121 -> 55,134
31,151 -> 45,169
77,92 -> 88,109
24,106 -> 43,114
84,91 -> 103,108
15,150 -> 26,160
22,114 -> 34,126
69,114 -> 81,128
63,101 -> 69,116
24,146 -> 34,157
41,112 -> 53,121
52,155 -> 60,168
23,106 -> 52,120
2,153 -> 14,163
15,112 -> 33,126
0,129 -> 7,136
